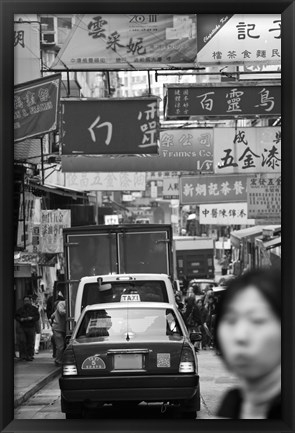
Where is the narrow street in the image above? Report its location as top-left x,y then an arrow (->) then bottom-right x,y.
14,349 -> 239,420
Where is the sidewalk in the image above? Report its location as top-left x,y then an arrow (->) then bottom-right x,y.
14,349 -> 61,408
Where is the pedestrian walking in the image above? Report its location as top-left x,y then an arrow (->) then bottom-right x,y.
196,297 -> 211,350
183,296 -> 202,351
15,296 -> 40,361
214,268 -> 281,419
31,295 -> 42,354
46,292 -> 57,358
219,254 -> 230,275
50,291 -> 66,366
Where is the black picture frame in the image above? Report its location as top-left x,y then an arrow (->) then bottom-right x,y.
1,1 -> 294,433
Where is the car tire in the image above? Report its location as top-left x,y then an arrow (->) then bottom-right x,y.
179,390 -> 200,418
180,410 -> 197,419
65,412 -> 83,419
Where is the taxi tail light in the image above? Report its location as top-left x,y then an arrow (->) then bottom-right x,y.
62,347 -> 78,376
179,346 -> 195,373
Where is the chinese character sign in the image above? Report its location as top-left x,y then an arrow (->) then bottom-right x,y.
180,174 -> 248,204
165,85 -> 280,118
214,127 -> 281,174
163,178 -> 179,198
197,14 -> 281,65
199,203 -> 255,225
61,128 -> 214,172
51,14 -> 197,70
247,174 -> 281,219
14,74 -> 61,142
39,210 -> 71,254
62,98 -> 160,155
65,172 -> 146,191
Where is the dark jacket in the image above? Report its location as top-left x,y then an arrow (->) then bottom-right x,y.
217,388 -> 281,419
183,299 -> 202,328
15,304 -> 40,328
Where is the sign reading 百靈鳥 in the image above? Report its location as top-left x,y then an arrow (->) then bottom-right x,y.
214,127 -> 281,174
62,98 -> 160,155
39,210 -> 71,254
164,84 -> 280,118
247,174 -> 281,219
14,74 -> 61,142
180,174 -> 248,205
197,14 -> 281,65
199,203 -> 255,225
51,14 -> 197,70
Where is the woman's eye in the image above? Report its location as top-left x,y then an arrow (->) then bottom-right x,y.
251,318 -> 267,325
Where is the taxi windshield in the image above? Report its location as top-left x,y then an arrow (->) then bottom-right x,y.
76,307 -> 182,342
81,280 -> 168,311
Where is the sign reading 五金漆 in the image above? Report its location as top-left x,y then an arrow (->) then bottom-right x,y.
62,98 -> 160,155
247,174 -> 281,219
65,172 -> 146,191
39,210 -> 71,254
61,128 -> 214,172
180,174 -> 248,205
197,14 -> 281,65
164,83 -> 280,118
214,127 -> 281,174
51,14 -> 197,70
199,203 -> 255,225
14,74 -> 61,142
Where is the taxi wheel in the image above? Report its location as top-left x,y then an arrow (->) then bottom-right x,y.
181,411 -> 196,419
65,412 -> 83,419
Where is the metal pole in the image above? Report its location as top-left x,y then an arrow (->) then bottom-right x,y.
40,137 -> 44,185
147,70 -> 151,96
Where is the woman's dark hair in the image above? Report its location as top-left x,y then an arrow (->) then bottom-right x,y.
214,267 -> 281,354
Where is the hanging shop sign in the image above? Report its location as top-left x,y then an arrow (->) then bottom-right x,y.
51,14 -> 197,70
163,178 -> 179,199
39,210 -> 71,254
62,98 -> 160,155
247,173 -> 281,219
197,14 -> 281,65
214,127 -> 281,174
61,128 -> 214,172
65,172 -> 146,191
164,83 -> 281,118
180,174 -> 248,205
14,74 -> 61,142
199,202 -> 255,225
14,20 -> 41,85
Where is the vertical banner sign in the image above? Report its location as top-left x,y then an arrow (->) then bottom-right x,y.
51,14 -> 197,70
14,20 -> 41,85
39,210 -> 71,253
214,127 -> 281,174
164,84 -> 281,118
199,203 -> 255,225
180,174 -> 248,204
62,99 -> 160,155
14,74 -> 61,142
65,172 -> 146,191
197,14 -> 281,65
247,174 -> 281,219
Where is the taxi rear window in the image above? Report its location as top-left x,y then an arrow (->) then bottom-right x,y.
81,280 -> 168,312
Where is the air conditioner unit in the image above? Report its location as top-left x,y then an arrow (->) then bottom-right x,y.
41,31 -> 56,45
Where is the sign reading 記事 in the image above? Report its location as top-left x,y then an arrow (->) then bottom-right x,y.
180,174 -> 248,205
39,210 -> 71,254
14,74 -> 61,142
62,98 -> 160,155
61,128 -> 214,172
164,84 -> 280,118
199,203 -> 255,225
51,14 -> 197,70
197,14 -> 281,65
247,174 -> 281,219
65,172 -> 146,191
214,127 -> 281,174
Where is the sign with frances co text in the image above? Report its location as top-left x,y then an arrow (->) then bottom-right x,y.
164,83 -> 280,118
214,127 -> 281,174
62,98 -> 160,155
65,172 -> 146,191
247,173 -> 281,219
199,203 -> 255,225
180,174 -> 248,205
197,14 -> 281,65
14,74 -> 61,142
51,14 -> 197,70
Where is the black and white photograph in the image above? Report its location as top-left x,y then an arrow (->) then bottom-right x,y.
0,2 -> 294,433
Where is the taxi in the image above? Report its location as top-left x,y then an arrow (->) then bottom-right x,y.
59,302 -> 201,419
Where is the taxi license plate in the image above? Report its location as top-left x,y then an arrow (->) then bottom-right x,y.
114,354 -> 142,370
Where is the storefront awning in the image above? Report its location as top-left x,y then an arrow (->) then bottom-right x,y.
28,180 -> 89,200
230,226 -> 264,248
256,236 -> 281,250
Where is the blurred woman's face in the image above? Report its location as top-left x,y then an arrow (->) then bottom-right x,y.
217,286 -> 281,381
